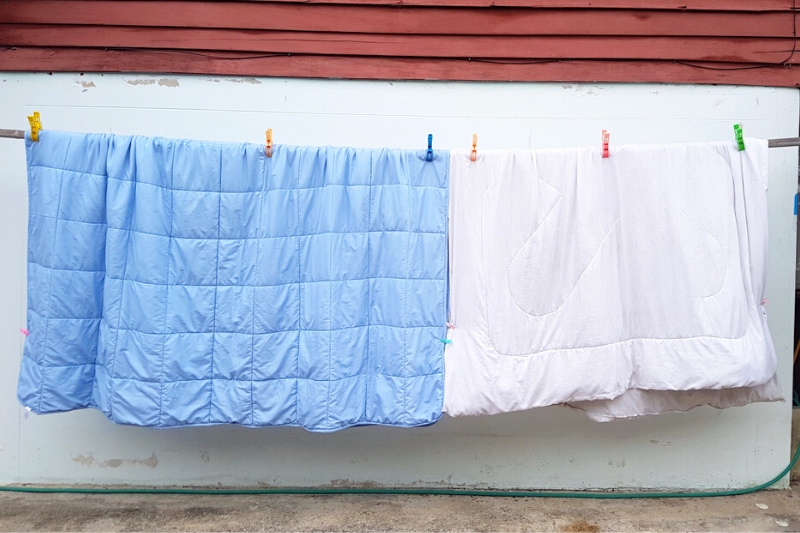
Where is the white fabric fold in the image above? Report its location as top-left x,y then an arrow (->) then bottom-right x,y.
444,140 -> 781,420
567,376 -> 783,422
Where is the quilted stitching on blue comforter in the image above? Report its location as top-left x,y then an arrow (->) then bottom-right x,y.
18,131 -> 448,431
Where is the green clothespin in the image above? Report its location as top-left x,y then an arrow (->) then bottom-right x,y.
733,123 -> 745,151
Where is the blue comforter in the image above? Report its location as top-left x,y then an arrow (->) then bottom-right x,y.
18,131 -> 448,431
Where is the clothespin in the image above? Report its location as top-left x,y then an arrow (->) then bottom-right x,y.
265,128 -> 273,158
27,111 -> 42,142
601,130 -> 610,158
733,123 -> 745,151
470,134 -> 478,162
426,134 -> 433,162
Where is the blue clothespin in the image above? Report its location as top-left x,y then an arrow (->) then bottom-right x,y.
733,123 -> 745,151
426,134 -> 433,162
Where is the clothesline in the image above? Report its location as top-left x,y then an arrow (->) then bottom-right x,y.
2,128 -> 800,148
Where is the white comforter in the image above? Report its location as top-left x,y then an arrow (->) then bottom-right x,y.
444,140 -> 781,420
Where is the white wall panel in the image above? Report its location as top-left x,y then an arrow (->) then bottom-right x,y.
0,73 -> 796,490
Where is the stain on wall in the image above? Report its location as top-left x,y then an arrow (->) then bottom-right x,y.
72,453 -> 158,469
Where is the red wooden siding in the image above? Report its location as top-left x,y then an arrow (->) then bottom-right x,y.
1,0 -> 798,86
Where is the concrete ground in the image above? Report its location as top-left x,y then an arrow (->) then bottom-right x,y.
1,489 -> 800,532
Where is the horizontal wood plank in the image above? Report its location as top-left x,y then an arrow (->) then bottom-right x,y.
81,0 -> 798,10
2,47 -> 798,86
3,0 -> 797,86
0,1 -> 794,37
1,25 -> 797,63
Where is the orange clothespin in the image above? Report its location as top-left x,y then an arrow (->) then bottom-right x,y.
601,129 -> 610,158
470,134 -> 478,162
27,111 -> 42,142
265,129 -> 273,158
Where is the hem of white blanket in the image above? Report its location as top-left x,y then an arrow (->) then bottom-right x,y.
565,373 -> 784,422
442,325 -> 777,417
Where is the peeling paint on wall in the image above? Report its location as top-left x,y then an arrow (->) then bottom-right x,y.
124,78 -> 179,88
71,453 -> 159,469
201,77 -> 260,85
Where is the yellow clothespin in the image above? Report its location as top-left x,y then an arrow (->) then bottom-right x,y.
27,111 -> 42,142
470,134 -> 478,162
265,129 -> 273,158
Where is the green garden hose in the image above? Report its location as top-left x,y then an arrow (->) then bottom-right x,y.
1,439 -> 797,498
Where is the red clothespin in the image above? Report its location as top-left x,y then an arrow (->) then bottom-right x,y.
470,134 -> 478,162
265,129 -> 273,158
601,129 -> 610,158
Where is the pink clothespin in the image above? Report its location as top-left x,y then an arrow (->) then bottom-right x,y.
20,328 -> 29,337
470,134 -> 478,162
446,322 -> 456,330
601,130 -> 610,158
